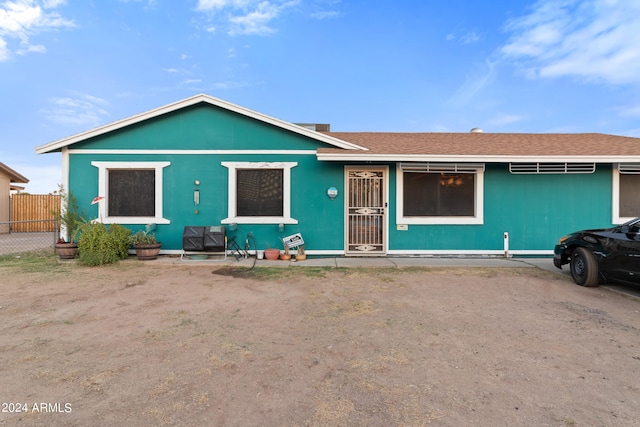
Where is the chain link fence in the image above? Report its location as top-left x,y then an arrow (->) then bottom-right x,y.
0,220 -> 59,256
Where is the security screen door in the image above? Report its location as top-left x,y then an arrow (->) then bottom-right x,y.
346,168 -> 387,255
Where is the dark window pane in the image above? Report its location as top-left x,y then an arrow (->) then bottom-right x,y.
108,169 -> 155,217
403,172 -> 475,216
237,169 -> 283,216
620,174 -> 640,217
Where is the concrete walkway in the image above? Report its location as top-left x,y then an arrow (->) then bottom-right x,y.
170,253 -> 562,274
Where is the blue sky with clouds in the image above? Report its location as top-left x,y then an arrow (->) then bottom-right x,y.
2,0 -> 640,193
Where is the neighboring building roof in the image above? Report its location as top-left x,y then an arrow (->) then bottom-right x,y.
317,132 -> 640,162
35,94 -> 367,154
0,162 -> 28,183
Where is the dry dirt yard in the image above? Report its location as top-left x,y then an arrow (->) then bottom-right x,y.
1,256 -> 639,426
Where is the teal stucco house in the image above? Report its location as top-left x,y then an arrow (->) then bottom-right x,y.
35,94 -> 640,257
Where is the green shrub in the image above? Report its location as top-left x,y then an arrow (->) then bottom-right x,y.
77,222 -> 132,266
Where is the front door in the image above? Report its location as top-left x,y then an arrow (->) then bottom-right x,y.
346,167 -> 387,255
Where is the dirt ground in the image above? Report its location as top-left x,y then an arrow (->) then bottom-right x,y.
1,258 -> 639,427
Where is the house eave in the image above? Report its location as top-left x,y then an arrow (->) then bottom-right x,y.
0,162 -> 29,183
35,93 -> 368,155
316,153 -> 640,163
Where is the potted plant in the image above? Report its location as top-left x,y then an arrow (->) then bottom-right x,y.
130,230 -> 162,260
53,186 -> 83,259
264,247 -> 280,260
295,245 -> 306,261
280,240 -> 291,261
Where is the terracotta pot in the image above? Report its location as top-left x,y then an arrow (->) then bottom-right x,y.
280,253 -> 291,261
264,249 -> 280,260
55,242 -> 78,259
134,243 -> 162,260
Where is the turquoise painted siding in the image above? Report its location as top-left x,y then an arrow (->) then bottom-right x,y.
388,164 -> 615,252
68,154 -> 346,252
65,102 -> 621,254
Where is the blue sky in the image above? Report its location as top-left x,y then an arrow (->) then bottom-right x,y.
2,0 -> 640,194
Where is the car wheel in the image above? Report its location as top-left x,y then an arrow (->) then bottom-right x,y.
570,247 -> 599,287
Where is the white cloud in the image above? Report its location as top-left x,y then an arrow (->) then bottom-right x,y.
501,0 -> 640,85
228,2 -> 280,35
448,59 -> 496,106
195,0 -> 299,36
0,37 -> 8,60
0,0 -> 74,61
17,42 -> 44,54
616,103 -> 640,118
210,80 -> 248,89
445,31 -> 480,44
181,78 -> 202,85
460,31 -> 480,44
42,94 -> 110,127
197,0 -> 251,11
310,10 -> 339,20
488,113 -> 526,127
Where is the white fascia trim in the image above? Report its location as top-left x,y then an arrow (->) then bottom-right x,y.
91,161 -> 171,225
221,161 -> 298,224
68,149 -> 317,155
36,94 -> 367,154
317,154 -> 640,163
395,164 -> 484,225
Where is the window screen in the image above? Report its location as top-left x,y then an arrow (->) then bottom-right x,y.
403,172 -> 475,217
236,169 -> 283,216
108,169 -> 155,217
619,173 -> 640,218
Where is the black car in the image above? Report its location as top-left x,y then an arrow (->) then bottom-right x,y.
554,217 -> 640,287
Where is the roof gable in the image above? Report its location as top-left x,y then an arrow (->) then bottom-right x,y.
35,94 -> 367,154
0,162 -> 28,184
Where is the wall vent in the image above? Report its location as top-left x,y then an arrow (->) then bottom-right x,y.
400,162 -> 485,173
509,163 -> 596,174
618,163 -> 640,174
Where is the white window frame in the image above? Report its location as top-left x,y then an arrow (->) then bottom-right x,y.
396,164 -> 484,225
221,161 -> 298,225
91,161 -> 171,224
612,165 -> 640,224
